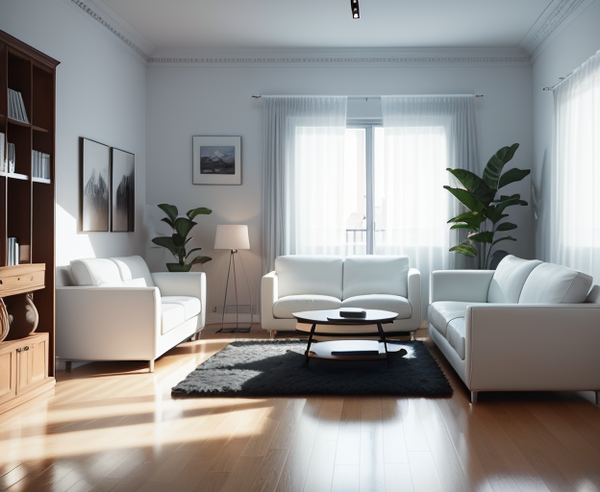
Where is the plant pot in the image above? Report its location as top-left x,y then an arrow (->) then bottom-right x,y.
166,263 -> 192,272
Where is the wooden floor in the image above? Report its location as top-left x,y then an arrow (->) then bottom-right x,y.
1,325 -> 600,492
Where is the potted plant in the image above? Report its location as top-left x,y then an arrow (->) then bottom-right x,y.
152,203 -> 212,272
445,143 -> 531,269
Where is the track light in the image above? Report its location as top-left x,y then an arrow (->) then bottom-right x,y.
351,0 -> 360,19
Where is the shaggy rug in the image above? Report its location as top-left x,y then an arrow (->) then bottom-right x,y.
171,339 -> 453,398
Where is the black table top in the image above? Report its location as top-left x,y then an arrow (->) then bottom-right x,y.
292,308 -> 398,325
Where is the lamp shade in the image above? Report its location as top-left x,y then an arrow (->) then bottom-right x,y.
214,224 -> 250,250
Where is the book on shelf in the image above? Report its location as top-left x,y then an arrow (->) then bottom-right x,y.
7,143 -> 15,173
7,88 -> 29,124
32,150 -> 51,180
0,132 -> 5,173
7,237 -> 20,266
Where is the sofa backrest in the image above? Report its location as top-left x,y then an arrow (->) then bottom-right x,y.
275,255 -> 343,298
69,255 -> 154,287
519,262 -> 593,304
487,255 -> 542,303
342,255 -> 409,299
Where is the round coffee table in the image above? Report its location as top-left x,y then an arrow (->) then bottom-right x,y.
292,308 -> 399,367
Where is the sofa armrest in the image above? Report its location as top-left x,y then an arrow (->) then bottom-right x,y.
464,303 -> 600,391
152,272 -> 207,328
261,271 -> 279,329
55,286 -> 161,361
430,270 -> 494,303
407,267 -> 422,322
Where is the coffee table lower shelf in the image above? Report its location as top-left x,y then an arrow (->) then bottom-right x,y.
308,339 -> 406,360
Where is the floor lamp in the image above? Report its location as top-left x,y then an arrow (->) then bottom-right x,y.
214,224 -> 251,333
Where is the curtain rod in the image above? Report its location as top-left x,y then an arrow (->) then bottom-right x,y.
543,73 -> 572,92
252,94 -> 483,99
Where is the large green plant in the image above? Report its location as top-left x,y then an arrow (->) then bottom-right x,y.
152,203 -> 212,272
445,143 -> 531,269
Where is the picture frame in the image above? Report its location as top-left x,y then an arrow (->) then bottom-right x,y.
192,135 -> 242,185
111,148 -> 135,232
81,138 -> 110,232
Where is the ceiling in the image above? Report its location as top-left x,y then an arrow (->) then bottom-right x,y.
96,0 -> 569,54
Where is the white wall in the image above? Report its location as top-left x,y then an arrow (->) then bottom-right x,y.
532,0 -> 600,272
0,0 -> 147,267
146,57 -> 535,322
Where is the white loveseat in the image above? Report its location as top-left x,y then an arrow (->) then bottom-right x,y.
56,255 -> 206,372
428,255 -> 600,403
261,255 -> 421,336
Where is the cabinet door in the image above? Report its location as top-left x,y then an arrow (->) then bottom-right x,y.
17,336 -> 47,393
0,344 -> 17,405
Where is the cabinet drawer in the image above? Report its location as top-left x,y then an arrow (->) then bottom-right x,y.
0,264 -> 45,296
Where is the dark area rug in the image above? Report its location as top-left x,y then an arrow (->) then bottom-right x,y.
171,339 -> 453,398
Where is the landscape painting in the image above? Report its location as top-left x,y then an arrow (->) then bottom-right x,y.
111,148 -> 135,232
193,136 -> 241,185
81,138 -> 110,232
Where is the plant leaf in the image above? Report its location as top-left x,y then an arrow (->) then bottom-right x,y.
498,168 -> 531,189
447,211 -> 485,230
443,186 -> 485,212
152,236 -> 178,258
188,255 -> 212,266
449,223 -> 472,230
482,143 -> 519,190
491,236 -> 517,248
185,247 -> 203,259
187,207 -> 212,220
160,217 -> 175,229
495,222 -> 518,232
468,231 -> 494,243
449,242 -> 478,257
157,203 -> 178,223
447,170 -> 495,205
174,217 -> 196,240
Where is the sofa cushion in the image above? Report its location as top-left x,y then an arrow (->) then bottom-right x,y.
519,262 -> 593,304
446,318 -> 466,360
427,301 -> 471,338
341,294 -> 412,319
275,256 -> 343,299
342,256 -> 409,299
487,255 -> 542,303
161,296 -> 201,335
70,258 -> 123,286
273,295 -> 341,318
111,255 -> 155,287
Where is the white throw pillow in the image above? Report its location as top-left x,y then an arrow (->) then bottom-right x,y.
70,258 -> 123,286
111,255 -> 155,286
487,255 -> 542,303
519,262 -> 593,304
275,256 -> 343,299
342,256 -> 409,299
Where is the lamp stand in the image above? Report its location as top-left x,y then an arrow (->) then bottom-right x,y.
217,249 -> 252,333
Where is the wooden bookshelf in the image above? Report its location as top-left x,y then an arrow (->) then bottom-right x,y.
0,30 -> 59,413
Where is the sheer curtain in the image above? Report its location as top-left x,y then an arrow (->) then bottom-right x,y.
261,96 -> 348,272
552,50 -> 600,280
381,96 -> 478,316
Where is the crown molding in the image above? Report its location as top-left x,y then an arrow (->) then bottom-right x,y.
67,0 -> 154,60
520,0 -> 595,56
147,48 -> 531,67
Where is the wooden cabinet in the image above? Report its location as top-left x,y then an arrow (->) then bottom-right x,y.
0,332 -> 54,414
0,30 -> 59,414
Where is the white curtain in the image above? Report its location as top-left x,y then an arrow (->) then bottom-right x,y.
262,96 -> 348,272
552,50 -> 600,280
381,96 -> 478,316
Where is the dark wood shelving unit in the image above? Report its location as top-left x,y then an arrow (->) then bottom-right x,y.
0,30 -> 59,414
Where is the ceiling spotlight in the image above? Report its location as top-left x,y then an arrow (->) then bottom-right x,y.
351,0 -> 360,19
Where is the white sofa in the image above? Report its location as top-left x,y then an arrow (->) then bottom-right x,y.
261,255 -> 421,336
428,255 -> 600,403
56,255 -> 206,372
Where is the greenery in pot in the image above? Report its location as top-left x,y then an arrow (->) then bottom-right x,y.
445,143 -> 531,269
152,203 -> 212,272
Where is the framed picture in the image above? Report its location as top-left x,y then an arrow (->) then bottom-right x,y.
193,136 -> 242,185
111,148 -> 135,232
81,138 -> 110,232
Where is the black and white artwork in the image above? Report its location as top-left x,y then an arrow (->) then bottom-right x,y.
111,148 -> 135,232
82,138 -> 110,232
193,136 -> 241,185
